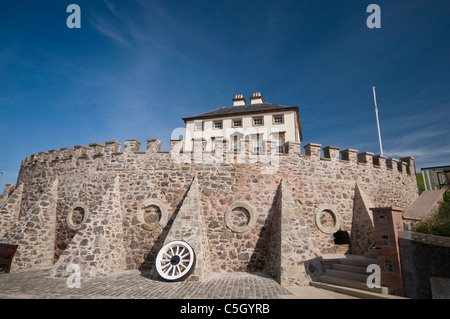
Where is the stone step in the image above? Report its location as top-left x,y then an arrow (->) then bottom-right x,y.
318,274 -> 389,294
317,254 -> 391,298
331,263 -> 368,274
311,281 -> 407,299
364,249 -> 378,259
333,255 -> 376,268
326,269 -> 369,282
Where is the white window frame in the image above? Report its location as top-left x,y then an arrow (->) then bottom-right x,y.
273,115 -> 284,124
233,138 -> 241,152
253,135 -> 263,153
195,122 -> 203,131
253,117 -> 263,126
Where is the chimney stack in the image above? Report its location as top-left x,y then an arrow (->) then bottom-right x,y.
232,94 -> 246,106
250,92 -> 264,104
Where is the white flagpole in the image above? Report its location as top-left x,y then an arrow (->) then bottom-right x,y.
372,86 -> 384,156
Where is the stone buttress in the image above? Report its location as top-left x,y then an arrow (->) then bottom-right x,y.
265,181 -> 324,285
1,180 -> 58,271
50,176 -> 127,278
0,183 -> 24,238
150,176 -> 212,281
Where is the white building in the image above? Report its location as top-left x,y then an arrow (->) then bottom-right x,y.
182,92 -> 302,154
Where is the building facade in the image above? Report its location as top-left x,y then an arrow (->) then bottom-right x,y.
182,93 -> 302,154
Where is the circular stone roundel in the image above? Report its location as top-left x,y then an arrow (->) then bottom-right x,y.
315,204 -> 340,234
138,199 -> 169,231
225,201 -> 256,233
66,202 -> 89,231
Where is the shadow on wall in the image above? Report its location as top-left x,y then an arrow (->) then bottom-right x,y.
252,182 -> 326,285
138,186 -> 190,279
247,188 -> 279,275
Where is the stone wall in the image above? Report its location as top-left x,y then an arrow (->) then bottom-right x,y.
350,183 -> 376,255
50,176 -> 127,278
1,180 -> 58,271
264,181 -> 324,285
1,138 -> 419,284
149,176 -> 212,281
398,230 -> 450,299
0,184 -> 23,239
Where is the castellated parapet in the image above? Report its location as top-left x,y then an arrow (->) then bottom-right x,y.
2,138 -> 418,285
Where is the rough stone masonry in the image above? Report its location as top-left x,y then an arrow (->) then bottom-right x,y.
0,138 -> 418,286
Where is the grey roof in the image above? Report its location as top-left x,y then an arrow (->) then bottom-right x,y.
182,103 -> 298,122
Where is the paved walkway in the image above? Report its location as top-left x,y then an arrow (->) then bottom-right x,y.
0,267 -> 356,299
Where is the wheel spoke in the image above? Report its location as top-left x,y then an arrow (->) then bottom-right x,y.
156,241 -> 195,281
165,265 -> 173,274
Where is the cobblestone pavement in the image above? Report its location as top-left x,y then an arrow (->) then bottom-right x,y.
0,267 -> 294,299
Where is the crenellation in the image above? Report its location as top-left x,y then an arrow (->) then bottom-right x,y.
400,156 -> 415,175
17,139 -> 416,179
357,151 -> 374,165
286,141 -> 301,156
1,184 -> 16,200
88,143 -> 105,157
124,140 -> 140,154
170,139 -> 183,162
323,146 -> 340,161
105,140 -> 122,155
340,148 -> 358,163
74,145 -> 89,158
373,155 -> 387,169
31,154 -> 39,164
304,143 -> 321,158
38,152 -> 49,162
387,158 -> 398,171
193,138 -> 205,163
146,139 -> 162,153
398,160 -> 408,174
48,149 -> 60,162
265,139 -> 275,155
60,147 -> 74,160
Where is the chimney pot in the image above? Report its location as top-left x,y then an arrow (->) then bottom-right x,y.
250,92 -> 264,104
232,93 -> 246,106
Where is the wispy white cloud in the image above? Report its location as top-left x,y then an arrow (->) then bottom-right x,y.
87,0 -> 191,62
89,16 -> 134,48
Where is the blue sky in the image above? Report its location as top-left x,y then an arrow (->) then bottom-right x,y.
1,0 -> 449,190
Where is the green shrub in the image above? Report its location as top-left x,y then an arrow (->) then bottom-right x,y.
443,190 -> 450,203
412,191 -> 450,237
416,173 -> 425,193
